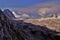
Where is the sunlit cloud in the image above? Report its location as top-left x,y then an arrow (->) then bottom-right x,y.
12,0 -> 60,16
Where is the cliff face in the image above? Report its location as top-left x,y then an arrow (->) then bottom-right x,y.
0,9 -> 60,40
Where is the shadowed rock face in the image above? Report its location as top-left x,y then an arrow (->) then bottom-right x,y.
0,9 -> 60,40
3,9 -> 15,20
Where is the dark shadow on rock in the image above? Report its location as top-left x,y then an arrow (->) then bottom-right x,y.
0,9 -> 60,40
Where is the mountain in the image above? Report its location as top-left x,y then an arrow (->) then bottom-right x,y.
0,9 -> 60,40
3,9 -> 21,19
3,9 -> 15,20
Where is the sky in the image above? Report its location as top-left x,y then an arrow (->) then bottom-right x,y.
0,0 -> 60,8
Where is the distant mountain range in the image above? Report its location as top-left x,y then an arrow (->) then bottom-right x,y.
2,8 -> 60,19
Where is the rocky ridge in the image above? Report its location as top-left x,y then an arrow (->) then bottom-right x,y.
0,9 -> 60,40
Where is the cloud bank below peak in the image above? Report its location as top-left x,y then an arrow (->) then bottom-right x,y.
11,1 -> 60,16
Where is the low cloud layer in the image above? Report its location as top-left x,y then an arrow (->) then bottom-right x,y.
12,1 -> 60,16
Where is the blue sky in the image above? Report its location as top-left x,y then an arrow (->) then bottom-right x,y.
0,0 -> 60,8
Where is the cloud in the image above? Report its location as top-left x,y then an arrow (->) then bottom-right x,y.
12,1 -> 60,16
38,8 -> 53,15
21,13 -> 30,18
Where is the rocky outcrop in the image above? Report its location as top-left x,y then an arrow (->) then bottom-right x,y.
0,9 -> 60,40
3,9 -> 15,19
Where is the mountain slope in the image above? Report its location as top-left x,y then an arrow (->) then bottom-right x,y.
24,18 -> 60,32
0,9 -> 60,40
